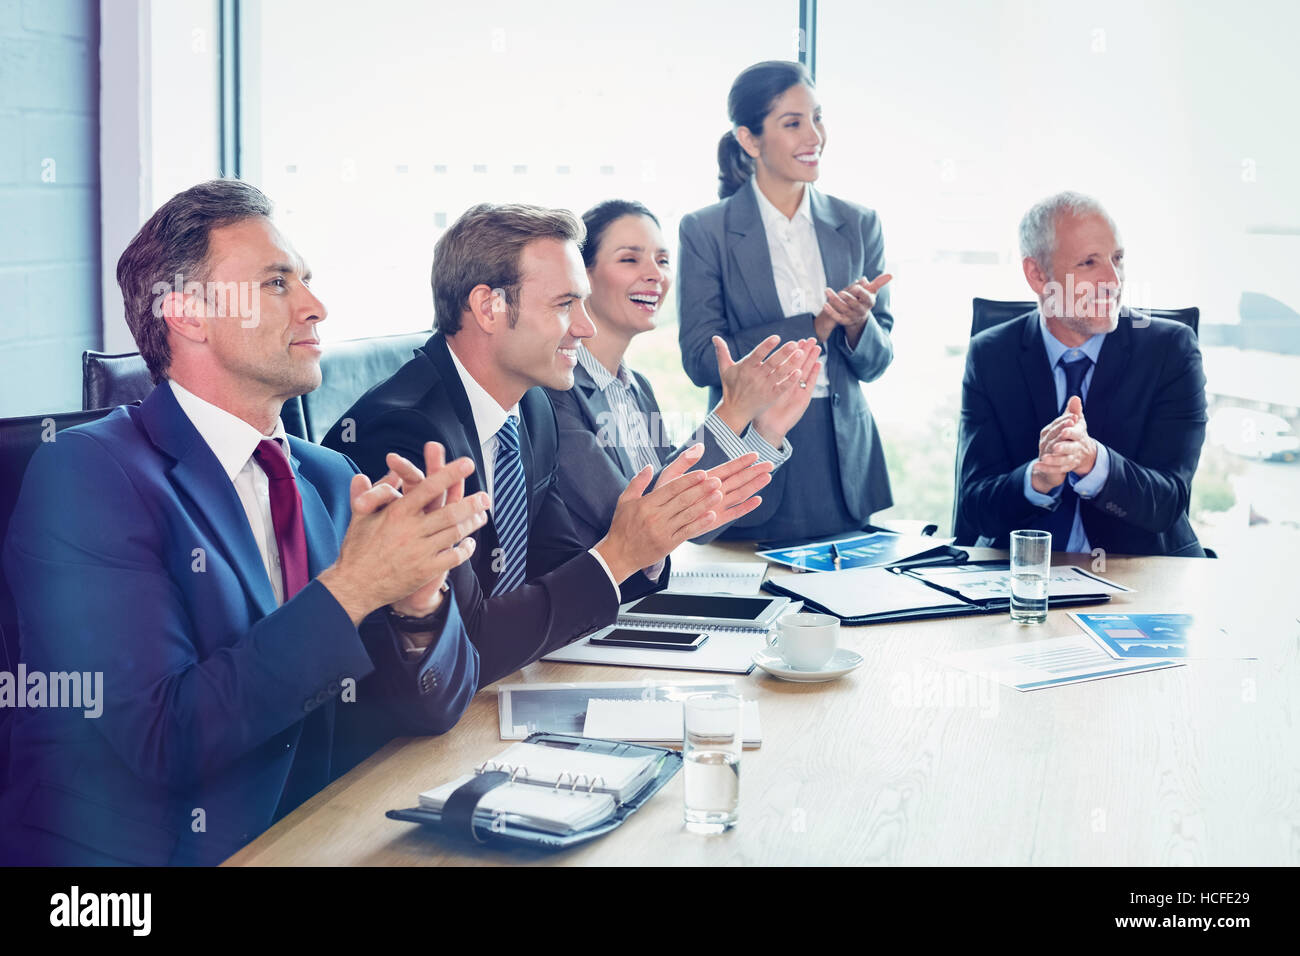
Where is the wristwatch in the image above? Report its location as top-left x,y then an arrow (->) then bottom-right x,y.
386,581 -> 451,632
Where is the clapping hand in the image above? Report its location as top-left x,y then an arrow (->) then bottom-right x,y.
1030,396 -> 1098,493
752,339 -> 822,446
711,334 -> 807,436
321,442 -> 489,629
594,442 -> 769,583
814,273 -> 893,347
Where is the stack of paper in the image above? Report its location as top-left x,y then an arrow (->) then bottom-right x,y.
582,698 -> 762,747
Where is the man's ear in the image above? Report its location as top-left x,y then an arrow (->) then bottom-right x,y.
1022,256 -> 1050,298
735,125 -> 761,160
158,290 -> 208,344
465,283 -> 507,335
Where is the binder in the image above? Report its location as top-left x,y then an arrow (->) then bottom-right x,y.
386,733 -> 682,850
762,562 -> 1115,625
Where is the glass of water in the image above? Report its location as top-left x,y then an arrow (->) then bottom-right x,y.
1010,529 -> 1052,624
683,693 -> 742,833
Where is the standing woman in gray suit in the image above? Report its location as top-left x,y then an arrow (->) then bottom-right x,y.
678,60 -> 896,542
545,200 -> 821,549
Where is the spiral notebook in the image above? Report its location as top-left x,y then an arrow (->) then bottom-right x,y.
667,562 -> 767,594
388,734 -> 682,849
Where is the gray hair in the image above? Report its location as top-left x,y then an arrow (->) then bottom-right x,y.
1018,191 -> 1118,278
432,203 -> 586,335
116,179 -> 274,384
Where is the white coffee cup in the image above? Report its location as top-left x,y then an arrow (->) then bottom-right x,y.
774,612 -> 839,670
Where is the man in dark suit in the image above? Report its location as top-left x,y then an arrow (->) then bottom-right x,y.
324,203 -> 770,684
956,191 -> 1208,556
0,180 -> 485,865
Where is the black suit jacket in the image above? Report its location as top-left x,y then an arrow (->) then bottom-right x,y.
956,309 -> 1208,556
322,333 -> 665,686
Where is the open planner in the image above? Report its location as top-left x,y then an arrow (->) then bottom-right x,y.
387,734 -> 681,849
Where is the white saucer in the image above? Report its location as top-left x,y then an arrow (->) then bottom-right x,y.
752,648 -> 864,683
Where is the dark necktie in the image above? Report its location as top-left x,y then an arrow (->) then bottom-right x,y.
490,416 -> 528,595
1043,354 -> 1094,550
253,439 -> 310,600
1059,353 -> 1093,414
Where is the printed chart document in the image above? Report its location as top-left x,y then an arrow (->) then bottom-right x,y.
1071,612 -> 1250,660
938,634 -> 1182,691
668,562 -> 767,594
910,564 -> 1132,602
758,532 -> 955,572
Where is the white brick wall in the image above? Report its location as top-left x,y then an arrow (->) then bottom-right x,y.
0,0 -> 100,416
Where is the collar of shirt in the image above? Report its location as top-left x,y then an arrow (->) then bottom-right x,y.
168,379 -> 288,480
752,175 -> 815,232
445,340 -> 521,451
576,343 -> 639,394
1037,311 -> 1107,369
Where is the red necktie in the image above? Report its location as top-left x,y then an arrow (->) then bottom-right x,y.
253,439 -> 310,600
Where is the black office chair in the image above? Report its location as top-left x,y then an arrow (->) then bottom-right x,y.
969,298 -> 1200,339
80,350 -> 153,410
300,332 -> 428,442
954,299 -> 1208,551
82,350 -> 308,440
0,407 -> 118,775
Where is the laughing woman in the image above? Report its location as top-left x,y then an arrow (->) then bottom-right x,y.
677,60 -> 896,542
544,199 -> 820,548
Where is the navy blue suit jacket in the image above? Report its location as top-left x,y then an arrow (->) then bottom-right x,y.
956,310 -> 1208,556
0,383 -> 478,865
677,182 -> 895,531
322,333 -> 666,687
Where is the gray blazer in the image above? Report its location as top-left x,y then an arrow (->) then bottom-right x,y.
677,182 -> 895,531
545,363 -> 741,549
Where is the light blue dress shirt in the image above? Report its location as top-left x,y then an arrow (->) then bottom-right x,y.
1021,314 -> 1112,552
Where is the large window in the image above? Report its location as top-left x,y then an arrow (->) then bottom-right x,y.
816,0 -> 1300,555
243,1 -> 796,344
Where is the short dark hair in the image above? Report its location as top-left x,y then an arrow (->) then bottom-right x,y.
432,203 -> 585,335
716,60 -> 814,199
580,200 -> 661,268
116,179 -> 274,384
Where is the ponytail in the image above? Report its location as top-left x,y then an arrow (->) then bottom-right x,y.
716,61 -> 812,200
717,130 -> 753,199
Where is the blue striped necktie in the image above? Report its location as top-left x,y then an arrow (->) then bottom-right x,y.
490,415 -> 528,595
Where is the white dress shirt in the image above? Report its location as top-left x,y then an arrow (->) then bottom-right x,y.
445,343 -> 622,596
168,379 -> 291,605
752,177 -> 832,396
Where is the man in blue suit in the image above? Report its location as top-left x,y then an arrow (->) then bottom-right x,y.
956,191 -> 1207,556
0,180 -> 486,865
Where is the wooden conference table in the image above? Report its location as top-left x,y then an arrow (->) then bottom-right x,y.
225,543 -> 1298,866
